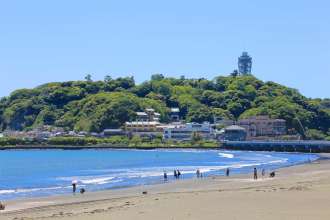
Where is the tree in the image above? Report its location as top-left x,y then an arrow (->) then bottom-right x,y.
130,135 -> 142,146
192,131 -> 202,143
305,129 -> 326,140
85,74 -> 92,82
104,75 -> 112,82
151,74 -> 165,81
186,105 -> 213,123
230,70 -> 239,77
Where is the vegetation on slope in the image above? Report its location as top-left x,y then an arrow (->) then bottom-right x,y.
0,74 -> 329,139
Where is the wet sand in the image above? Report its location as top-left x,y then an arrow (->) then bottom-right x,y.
1,155 -> 330,220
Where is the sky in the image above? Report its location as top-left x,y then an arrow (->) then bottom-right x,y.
0,0 -> 329,98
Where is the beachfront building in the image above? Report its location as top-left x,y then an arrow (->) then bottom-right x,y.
163,122 -> 214,141
238,52 -> 252,75
218,125 -> 247,141
237,116 -> 286,139
102,129 -> 126,137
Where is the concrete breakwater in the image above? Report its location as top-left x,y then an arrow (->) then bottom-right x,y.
222,140 -> 330,153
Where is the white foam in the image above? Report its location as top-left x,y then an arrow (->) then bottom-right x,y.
218,152 -> 234,159
79,177 -> 116,185
0,186 -> 71,195
0,190 -> 16,195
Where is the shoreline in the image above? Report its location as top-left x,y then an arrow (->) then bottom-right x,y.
2,141 -> 330,153
0,145 -> 220,150
1,154 -> 329,219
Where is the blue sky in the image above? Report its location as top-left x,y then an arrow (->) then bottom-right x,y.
0,0 -> 329,98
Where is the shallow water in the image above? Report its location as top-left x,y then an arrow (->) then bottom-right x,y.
0,149 -> 318,200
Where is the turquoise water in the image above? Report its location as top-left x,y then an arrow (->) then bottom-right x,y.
0,149 -> 318,200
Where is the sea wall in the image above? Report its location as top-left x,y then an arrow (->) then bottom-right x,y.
222,140 -> 330,153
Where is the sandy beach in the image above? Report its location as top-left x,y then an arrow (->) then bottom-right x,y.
1,155 -> 330,220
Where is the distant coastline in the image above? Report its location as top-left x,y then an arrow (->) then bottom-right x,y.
0,145 -> 218,150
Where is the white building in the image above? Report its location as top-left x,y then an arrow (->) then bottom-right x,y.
163,122 -> 214,141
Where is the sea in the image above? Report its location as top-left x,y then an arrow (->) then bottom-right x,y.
0,149 -> 319,200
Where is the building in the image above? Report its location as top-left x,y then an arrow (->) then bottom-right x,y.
214,117 -> 235,128
169,108 -> 180,122
238,52 -> 252,75
237,116 -> 286,139
218,125 -> 247,141
135,112 -> 149,122
102,129 -> 126,137
125,121 -> 162,133
125,108 -> 163,137
163,122 -> 214,141
135,108 -> 160,122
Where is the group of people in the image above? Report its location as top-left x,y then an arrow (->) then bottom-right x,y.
253,168 -> 274,180
163,169 -> 182,181
71,180 -> 85,194
163,167 -> 274,182
72,167 -> 275,194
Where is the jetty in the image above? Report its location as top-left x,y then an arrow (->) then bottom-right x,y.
222,140 -> 330,153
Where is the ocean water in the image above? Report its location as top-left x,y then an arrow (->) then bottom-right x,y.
0,149 -> 318,200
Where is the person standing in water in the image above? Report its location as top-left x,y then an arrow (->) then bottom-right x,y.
72,180 -> 77,193
177,170 -> 181,179
226,168 -> 230,177
254,168 -> 258,180
262,168 -> 266,178
196,169 -> 200,178
174,170 -> 177,179
164,171 -> 168,181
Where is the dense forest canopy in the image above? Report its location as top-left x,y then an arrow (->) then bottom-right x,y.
0,74 -> 329,139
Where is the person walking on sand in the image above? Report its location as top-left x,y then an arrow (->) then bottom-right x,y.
253,168 -> 258,180
226,168 -> 230,177
0,201 -> 5,210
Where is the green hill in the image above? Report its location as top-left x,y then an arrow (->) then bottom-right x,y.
0,74 -> 329,140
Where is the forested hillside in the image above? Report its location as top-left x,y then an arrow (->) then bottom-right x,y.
0,74 -> 329,139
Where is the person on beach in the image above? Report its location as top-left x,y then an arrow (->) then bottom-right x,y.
177,170 -> 181,179
262,168 -> 266,177
174,170 -> 178,179
226,168 -> 230,177
0,201 -> 5,210
72,180 -> 77,193
254,168 -> 258,180
196,169 -> 200,178
164,171 -> 168,181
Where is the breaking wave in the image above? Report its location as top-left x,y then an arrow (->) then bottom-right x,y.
218,152 -> 234,159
